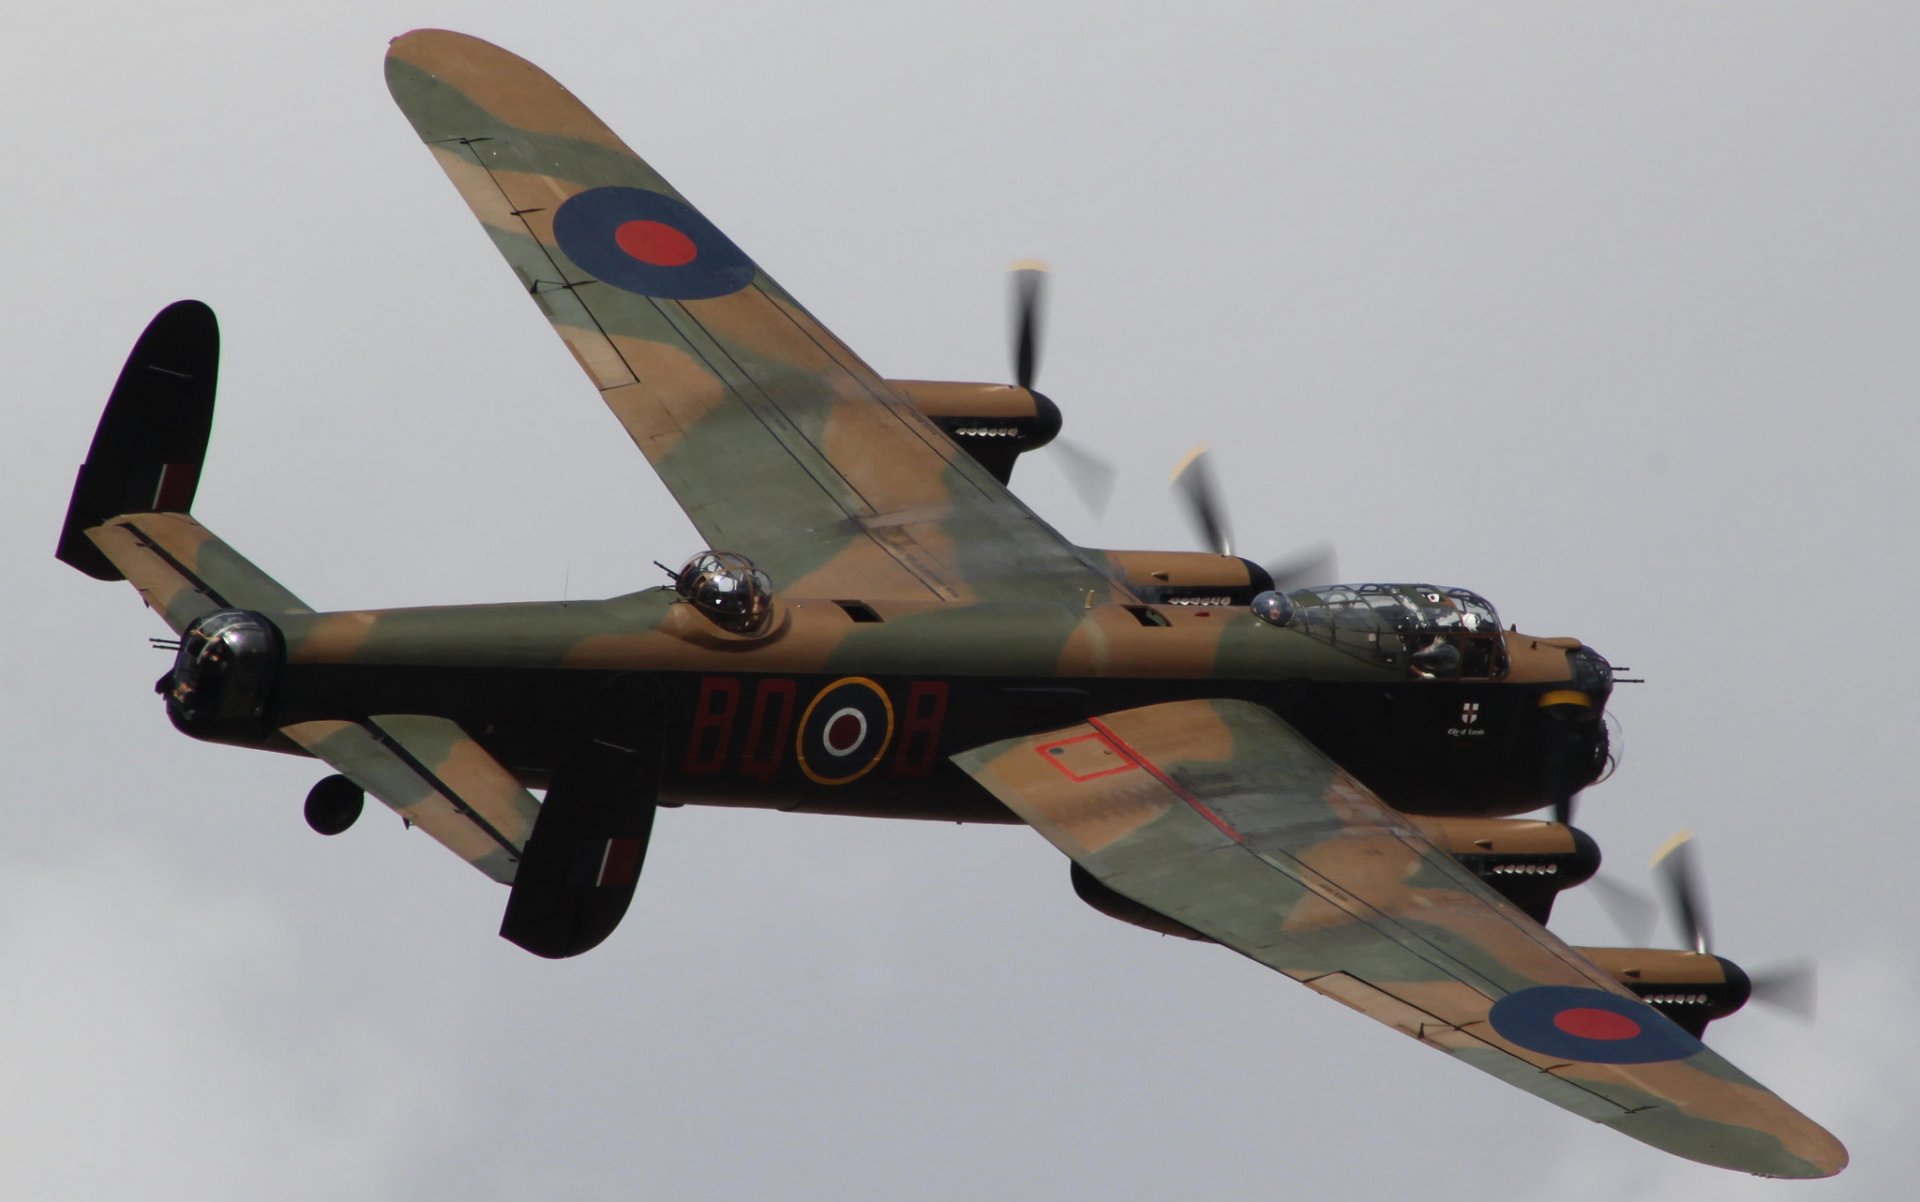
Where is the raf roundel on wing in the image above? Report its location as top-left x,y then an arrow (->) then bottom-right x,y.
552,186 -> 757,300
1488,985 -> 1707,1065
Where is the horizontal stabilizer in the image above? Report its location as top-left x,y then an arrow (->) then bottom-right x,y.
282,715 -> 543,884
59,300 -> 219,581
86,512 -> 310,634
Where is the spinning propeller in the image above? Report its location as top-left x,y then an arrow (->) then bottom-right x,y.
1588,871 -> 1659,946
1652,832 -> 1818,1020
1006,262 -> 1335,587
1008,263 -> 1117,515
1167,445 -> 1338,591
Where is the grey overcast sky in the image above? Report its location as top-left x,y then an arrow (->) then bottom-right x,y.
7,3 -> 1917,1198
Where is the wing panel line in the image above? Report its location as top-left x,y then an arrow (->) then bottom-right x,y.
440,133 -> 950,593
363,717 -> 522,858
647,290 -> 877,514
740,287 -> 1004,502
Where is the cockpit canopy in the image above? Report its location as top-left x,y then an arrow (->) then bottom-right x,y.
674,551 -> 776,634
1254,582 -> 1507,678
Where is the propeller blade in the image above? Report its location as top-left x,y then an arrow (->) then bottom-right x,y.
1651,831 -> 1711,955
1264,544 -> 1339,593
1010,261 -> 1048,390
1588,873 -> 1658,945
1642,831 -> 1818,1023
1749,959 -> 1818,1021
1003,260 -> 1114,518
1553,791 -> 1578,828
1170,445 -> 1233,557
1051,437 -> 1117,517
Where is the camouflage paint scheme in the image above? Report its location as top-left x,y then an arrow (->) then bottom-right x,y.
955,700 -> 1845,1178
56,28 -> 1845,1179
384,31 -> 1110,607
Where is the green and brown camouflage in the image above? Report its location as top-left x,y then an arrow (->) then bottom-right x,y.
954,699 -> 1845,1177
384,29 -> 1115,607
53,28 -> 1845,1178
282,715 -> 541,884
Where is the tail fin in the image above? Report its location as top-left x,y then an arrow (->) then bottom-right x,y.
57,300 -> 218,580
58,301 -> 309,630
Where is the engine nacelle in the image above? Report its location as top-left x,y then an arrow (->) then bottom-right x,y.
1070,863 -> 1209,942
1574,947 -> 1752,1037
889,380 -> 1060,484
160,609 -> 283,743
1098,549 -> 1275,608
1412,816 -> 1601,925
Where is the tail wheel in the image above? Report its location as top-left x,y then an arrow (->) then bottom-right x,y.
304,774 -> 365,836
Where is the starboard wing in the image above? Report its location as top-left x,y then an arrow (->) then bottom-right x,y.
385,29 -> 1113,604
953,699 -> 1846,1178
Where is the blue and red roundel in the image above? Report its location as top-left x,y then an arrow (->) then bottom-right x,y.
552,186 -> 756,300
1487,985 -> 1705,1065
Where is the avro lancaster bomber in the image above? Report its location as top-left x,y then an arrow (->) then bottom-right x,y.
56,29 -> 1845,1178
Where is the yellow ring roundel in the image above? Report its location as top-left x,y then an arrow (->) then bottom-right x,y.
795,677 -> 896,785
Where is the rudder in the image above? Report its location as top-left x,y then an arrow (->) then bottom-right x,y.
57,300 -> 219,580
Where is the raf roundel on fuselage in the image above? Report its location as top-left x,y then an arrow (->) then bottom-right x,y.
552,186 -> 757,300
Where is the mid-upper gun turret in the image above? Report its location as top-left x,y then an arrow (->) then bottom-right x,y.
672,551 -> 777,635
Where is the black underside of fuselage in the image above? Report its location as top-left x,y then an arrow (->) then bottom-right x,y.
222,662 -> 1573,822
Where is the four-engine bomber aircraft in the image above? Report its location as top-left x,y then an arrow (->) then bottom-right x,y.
57,29 -> 1844,1178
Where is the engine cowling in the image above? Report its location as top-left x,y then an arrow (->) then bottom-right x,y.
1098,549 -> 1275,608
1574,947 -> 1752,1037
890,380 -> 1060,484
1412,816 -> 1601,925
1070,863 -> 1209,941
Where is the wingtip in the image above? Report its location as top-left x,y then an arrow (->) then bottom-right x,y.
1603,1099 -> 1849,1179
384,27 -> 582,124
388,27 -> 445,53
1792,1120 -> 1851,1178
386,28 -> 517,66
389,27 -> 472,50
1761,1132 -> 1849,1179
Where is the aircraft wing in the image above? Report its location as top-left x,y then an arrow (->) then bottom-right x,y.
953,699 -> 1847,1178
385,29 -> 1113,604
